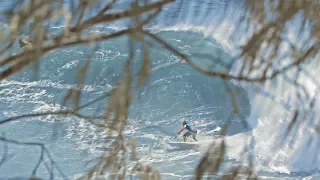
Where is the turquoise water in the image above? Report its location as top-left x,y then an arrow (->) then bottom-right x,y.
0,0 -> 319,179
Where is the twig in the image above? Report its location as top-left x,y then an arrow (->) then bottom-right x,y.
0,90 -> 113,126
0,137 -> 68,179
96,0 -> 118,16
0,134 -> 9,167
0,137 -> 44,147
43,148 -> 68,180
71,0 -> 174,32
0,28 -> 133,69
43,160 -> 54,180
31,144 -> 45,178
143,30 -> 319,84
72,89 -> 111,113
0,110 -> 105,126
223,81 -> 248,129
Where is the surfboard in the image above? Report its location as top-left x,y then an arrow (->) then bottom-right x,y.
167,135 -> 213,146
168,141 -> 200,145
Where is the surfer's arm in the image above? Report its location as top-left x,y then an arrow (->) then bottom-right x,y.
177,127 -> 185,135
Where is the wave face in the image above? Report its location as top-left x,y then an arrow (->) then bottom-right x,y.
0,27 -> 251,179
0,0 -> 319,179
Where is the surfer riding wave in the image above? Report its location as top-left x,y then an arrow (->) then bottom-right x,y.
177,120 -> 198,142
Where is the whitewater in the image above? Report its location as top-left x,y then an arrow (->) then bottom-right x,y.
0,0 -> 320,179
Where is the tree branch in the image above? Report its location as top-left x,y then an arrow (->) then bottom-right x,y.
0,134 -> 9,167
71,0 -> 174,32
143,30 -> 319,83
96,0 -> 118,17
0,137 -> 68,179
0,90 -> 112,126
31,144 -> 45,178
0,110 -> 105,126
0,28 -> 133,81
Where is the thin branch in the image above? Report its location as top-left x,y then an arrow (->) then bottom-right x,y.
43,160 -> 54,180
0,28 -> 132,67
142,30 -> 249,81
31,144 -> 45,178
0,110 -> 105,126
0,137 -> 44,147
74,3 -> 87,29
223,81 -> 248,129
0,137 -> 67,179
71,0 -> 174,32
0,90 -> 112,126
0,134 -> 9,167
0,1 -> 168,81
43,148 -> 67,180
143,30 -> 319,83
96,0 -> 118,17
73,91 -> 111,113
140,8 -> 161,28
0,28 -> 133,81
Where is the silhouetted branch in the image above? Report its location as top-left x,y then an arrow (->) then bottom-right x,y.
0,110 -> 105,126
0,136 -> 68,179
31,144 -> 45,178
43,160 -> 54,180
0,134 -> 9,167
71,0 -> 174,32
144,30 -> 261,82
96,0 -> 118,17
43,148 -> 68,180
0,28 -> 133,68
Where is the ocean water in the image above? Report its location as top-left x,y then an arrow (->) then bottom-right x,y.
0,0 -> 320,179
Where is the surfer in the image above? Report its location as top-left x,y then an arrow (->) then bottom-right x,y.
177,120 -> 198,142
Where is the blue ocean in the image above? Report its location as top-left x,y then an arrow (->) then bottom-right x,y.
0,0 -> 319,179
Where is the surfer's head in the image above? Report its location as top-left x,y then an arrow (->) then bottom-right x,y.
182,120 -> 187,125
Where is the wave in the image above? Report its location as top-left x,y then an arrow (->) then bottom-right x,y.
1,21 -> 319,179
143,24 -> 320,173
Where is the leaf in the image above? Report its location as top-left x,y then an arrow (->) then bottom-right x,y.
106,56 -> 133,131
224,81 -> 240,114
129,137 -> 137,161
136,41 -> 151,87
285,110 -> 299,137
195,140 -> 225,179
